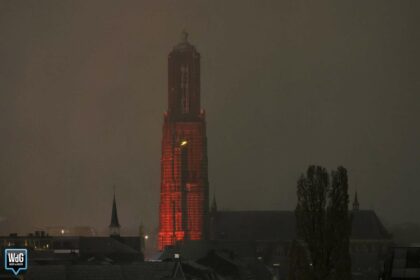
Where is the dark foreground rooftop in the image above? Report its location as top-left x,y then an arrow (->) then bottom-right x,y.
0,263 -> 178,280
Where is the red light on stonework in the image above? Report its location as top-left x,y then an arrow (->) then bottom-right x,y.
158,35 -> 209,251
158,122 -> 208,250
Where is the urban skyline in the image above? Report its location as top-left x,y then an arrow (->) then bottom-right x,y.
0,1 -> 419,242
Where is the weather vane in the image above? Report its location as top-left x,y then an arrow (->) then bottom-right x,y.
182,30 -> 189,43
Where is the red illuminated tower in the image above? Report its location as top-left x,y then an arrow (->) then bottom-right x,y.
158,32 -> 209,250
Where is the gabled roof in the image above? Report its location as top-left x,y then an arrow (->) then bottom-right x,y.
79,237 -> 139,255
213,211 -> 295,241
351,210 -> 391,239
212,210 -> 391,241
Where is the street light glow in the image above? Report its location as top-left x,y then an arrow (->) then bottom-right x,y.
180,140 -> 188,146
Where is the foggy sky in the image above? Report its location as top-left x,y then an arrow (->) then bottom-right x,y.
0,1 -> 419,236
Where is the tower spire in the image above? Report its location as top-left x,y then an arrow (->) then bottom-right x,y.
211,192 -> 217,214
109,186 -> 121,237
353,191 -> 360,211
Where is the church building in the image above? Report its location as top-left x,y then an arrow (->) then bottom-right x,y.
158,33 -> 210,250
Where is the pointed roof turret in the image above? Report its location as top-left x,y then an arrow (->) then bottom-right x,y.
211,193 -> 217,214
109,187 -> 120,236
353,191 -> 360,211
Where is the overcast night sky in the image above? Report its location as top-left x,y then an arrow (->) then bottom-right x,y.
0,1 -> 419,236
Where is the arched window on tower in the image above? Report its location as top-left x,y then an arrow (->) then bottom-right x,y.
180,65 -> 190,113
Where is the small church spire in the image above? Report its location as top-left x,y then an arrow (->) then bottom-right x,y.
210,193 -> 217,214
353,191 -> 360,211
109,186 -> 121,237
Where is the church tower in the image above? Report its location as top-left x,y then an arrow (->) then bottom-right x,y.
158,32 -> 209,250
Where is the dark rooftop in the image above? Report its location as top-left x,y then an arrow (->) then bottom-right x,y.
18,263 -> 178,280
212,209 -> 391,241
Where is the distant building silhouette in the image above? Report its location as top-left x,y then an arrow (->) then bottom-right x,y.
0,233 -> 143,264
208,193 -> 392,280
0,190 -> 149,278
44,226 -> 96,237
383,244 -> 420,279
158,32 -> 210,250
17,262 -> 185,280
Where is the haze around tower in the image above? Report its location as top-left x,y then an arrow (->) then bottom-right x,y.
0,1 -> 419,236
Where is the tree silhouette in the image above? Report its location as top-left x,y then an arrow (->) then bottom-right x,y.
293,165 -> 351,280
288,240 -> 311,280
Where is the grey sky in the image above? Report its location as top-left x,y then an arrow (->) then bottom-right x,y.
0,1 -> 419,236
